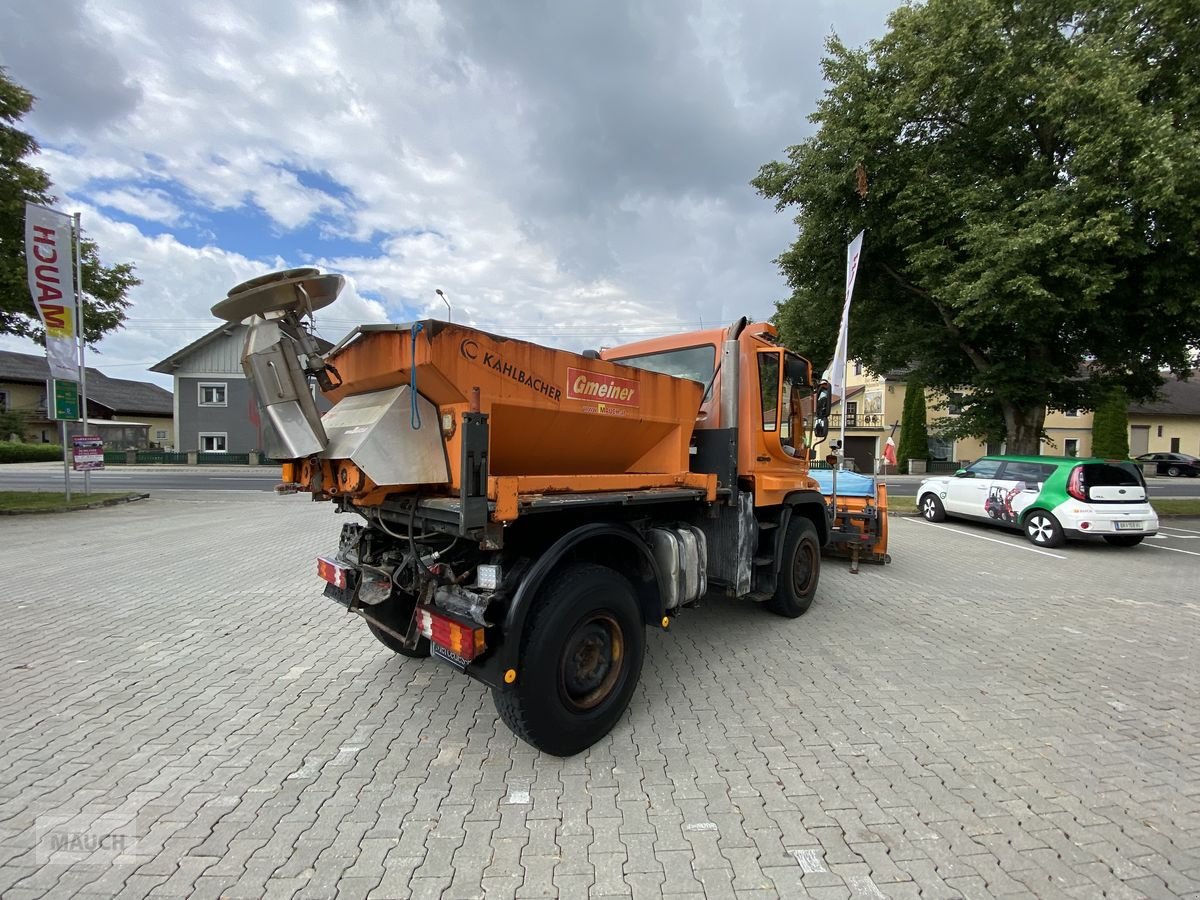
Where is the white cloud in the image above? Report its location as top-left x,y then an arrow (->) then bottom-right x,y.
0,0 -> 902,388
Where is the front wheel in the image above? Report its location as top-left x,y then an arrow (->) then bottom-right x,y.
1024,510 -> 1065,548
367,621 -> 430,658
920,493 -> 946,522
766,517 -> 820,618
494,563 -> 645,756
1103,535 -> 1144,547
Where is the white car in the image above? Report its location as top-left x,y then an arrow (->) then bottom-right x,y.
917,455 -> 1158,547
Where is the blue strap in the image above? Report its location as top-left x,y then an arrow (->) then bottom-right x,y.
410,322 -> 424,430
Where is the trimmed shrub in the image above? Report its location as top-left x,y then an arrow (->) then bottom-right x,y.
1090,389 -> 1130,459
0,442 -> 66,464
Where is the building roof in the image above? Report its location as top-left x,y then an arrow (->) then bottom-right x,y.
0,349 -> 173,415
150,322 -> 244,374
150,321 -> 334,374
1129,376 -> 1200,417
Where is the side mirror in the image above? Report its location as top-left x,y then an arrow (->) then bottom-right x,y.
813,417 -> 828,439
954,469 -> 968,478
815,383 -> 832,420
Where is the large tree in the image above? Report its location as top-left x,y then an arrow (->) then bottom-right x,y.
0,68 -> 137,345
754,0 -> 1200,454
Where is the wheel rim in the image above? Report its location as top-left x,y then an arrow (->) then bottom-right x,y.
559,613 -> 624,712
792,535 -> 818,595
922,497 -> 935,518
1027,515 -> 1052,543
1168,467 -> 1179,476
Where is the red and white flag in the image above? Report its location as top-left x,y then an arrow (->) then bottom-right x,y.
883,435 -> 897,467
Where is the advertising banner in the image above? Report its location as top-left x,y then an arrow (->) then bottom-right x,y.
72,435 -> 105,471
25,203 -> 78,382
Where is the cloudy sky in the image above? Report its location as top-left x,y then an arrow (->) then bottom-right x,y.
1,0 -> 899,388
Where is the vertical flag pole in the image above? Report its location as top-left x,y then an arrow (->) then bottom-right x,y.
74,213 -> 89,496
61,418 -> 71,502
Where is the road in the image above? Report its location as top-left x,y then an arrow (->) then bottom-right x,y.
0,463 -> 281,493
1,495 -> 1196,898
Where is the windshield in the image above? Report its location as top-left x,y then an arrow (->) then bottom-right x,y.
609,345 -> 716,385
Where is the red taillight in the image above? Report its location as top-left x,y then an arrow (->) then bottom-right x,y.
317,556 -> 349,588
1067,466 -> 1086,502
416,608 -> 487,661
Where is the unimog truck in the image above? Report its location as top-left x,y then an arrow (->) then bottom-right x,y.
213,268 -> 888,755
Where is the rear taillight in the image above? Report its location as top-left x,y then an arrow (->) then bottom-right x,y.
1067,466 -> 1086,502
416,608 -> 487,661
318,556 -> 350,588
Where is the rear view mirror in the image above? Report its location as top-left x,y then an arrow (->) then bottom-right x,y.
811,381 -> 832,439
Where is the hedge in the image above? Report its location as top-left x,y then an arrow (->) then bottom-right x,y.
0,442 -> 65,464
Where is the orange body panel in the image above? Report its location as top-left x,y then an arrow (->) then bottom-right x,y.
315,322 -> 704,506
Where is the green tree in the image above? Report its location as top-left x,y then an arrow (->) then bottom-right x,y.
754,0 -> 1200,455
897,381 -> 930,468
1089,389 -> 1130,458
0,68 -> 138,344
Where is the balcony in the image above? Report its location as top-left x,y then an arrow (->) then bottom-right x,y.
829,412 -> 886,430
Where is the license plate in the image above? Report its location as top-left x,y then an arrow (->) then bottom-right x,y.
431,642 -> 469,671
1115,521 -> 1144,531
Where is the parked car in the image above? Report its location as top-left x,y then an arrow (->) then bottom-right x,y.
917,455 -> 1158,548
1135,451 -> 1200,477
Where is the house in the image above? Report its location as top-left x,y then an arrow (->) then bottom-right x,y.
150,323 -> 261,454
829,364 -> 992,473
0,349 -> 174,448
150,323 -> 334,454
834,362 -> 1200,471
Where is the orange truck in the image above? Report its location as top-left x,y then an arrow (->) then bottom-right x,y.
213,268 -> 888,755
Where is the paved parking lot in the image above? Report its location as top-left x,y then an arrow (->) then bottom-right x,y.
1,495 -> 1198,899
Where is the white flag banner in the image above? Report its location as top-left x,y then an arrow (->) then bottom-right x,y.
829,230 -> 864,401
25,203 -> 78,382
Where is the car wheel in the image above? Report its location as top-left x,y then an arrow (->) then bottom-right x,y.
1103,535 -> 1144,547
766,517 -> 821,618
1167,465 -> 1181,476
920,493 -> 946,522
493,563 -> 645,757
367,621 -> 431,658
1024,510 -> 1064,548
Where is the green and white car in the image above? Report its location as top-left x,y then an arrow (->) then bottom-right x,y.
918,455 -> 1158,547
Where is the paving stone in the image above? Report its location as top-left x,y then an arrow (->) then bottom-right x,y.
2,497 -> 1200,900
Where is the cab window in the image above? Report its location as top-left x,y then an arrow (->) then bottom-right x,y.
758,353 -> 780,431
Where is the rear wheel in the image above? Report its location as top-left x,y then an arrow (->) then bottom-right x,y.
1103,535 -> 1144,547
494,563 -> 645,756
367,621 -> 430,658
920,493 -> 946,522
1167,465 -> 1181,477
766,518 -> 820,618
1024,510 -> 1065,548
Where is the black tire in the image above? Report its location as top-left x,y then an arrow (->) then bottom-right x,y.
367,621 -> 430,658
494,563 -> 645,756
1103,535 -> 1144,547
920,493 -> 946,522
1023,510 -> 1065,548
1167,465 -> 1181,477
766,517 -> 821,618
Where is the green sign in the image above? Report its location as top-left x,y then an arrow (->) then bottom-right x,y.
50,379 -> 79,421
